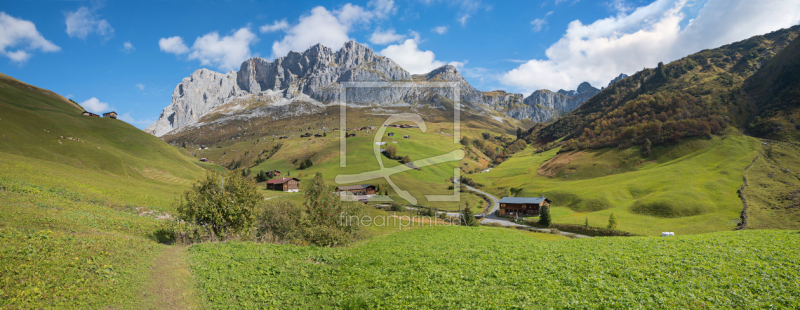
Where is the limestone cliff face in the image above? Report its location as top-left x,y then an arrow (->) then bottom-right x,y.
147,41 -> 620,136
507,82 -> 602,122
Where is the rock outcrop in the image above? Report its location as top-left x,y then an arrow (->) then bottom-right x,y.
147,41 -> 621,136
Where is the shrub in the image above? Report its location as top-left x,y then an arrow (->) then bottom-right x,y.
538,205 -> 552,227
607,213 -> 618,230
256,200 -> 305,243
550,228 -> 561,235
176,169 -> 260,240
385,145 -> 397,159
401,155 -> 412,164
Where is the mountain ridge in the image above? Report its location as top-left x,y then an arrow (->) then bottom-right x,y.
147,41 -> 615,137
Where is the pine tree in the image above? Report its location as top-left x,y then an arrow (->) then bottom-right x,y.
538,205 -> 552,227
607,213 -> 618,230
461,205 -> 477,226
657,62 -> 667,81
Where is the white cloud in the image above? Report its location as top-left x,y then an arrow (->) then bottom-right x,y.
531,11 -> 554,32
81,97 -> 109,114
65,7 -> 114,40
271,6 -> 351,57
0,12 -> 60,63
259,19 -> 289,33
379,38 -> 447,74
118,112 -> 155,127
370,0 -> 396,18
159,28 -> 258,71
420,0 -> 487,26
501,0 -> 800,93
187,28 -> 258,71
158,36 -> 189,55
135,83 -> 145,90
432,25 -> 449,34
369,27 -> 405,45
270,2 -> 394,58
531,19 -> 547,32
123,41 -> 135,52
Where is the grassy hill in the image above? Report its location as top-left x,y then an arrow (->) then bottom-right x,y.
0,73 -> 208,308
178,115 -> 519,212
471,130 -> 762,235
188,226 -> 800,309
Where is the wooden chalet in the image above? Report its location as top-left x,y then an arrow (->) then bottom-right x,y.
268,170 -> 281,177
336,184 -> 377,196
81,111 -> 100,117
266,177 -> 300,192
102,111 -> 117,119
498,197 -> 551,216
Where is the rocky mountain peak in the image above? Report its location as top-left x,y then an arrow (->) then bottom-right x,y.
608,73 -> 629,87
423,64 -> 463,82
576,82 -> 598,94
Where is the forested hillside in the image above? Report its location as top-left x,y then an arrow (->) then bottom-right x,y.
530,25 -> 800,153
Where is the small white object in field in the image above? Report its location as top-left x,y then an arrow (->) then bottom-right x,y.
97,147 -> 100,149
58,140 -> 62,144
661,232 -> 675,237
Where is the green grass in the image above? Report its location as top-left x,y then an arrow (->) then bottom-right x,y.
0,74 -> 206,308
247,125 -> 486,211
744,140 -> 800,230
188,226 -> 800,309
471,131 -> 759,236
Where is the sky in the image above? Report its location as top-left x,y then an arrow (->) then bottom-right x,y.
2,0 -> 800,129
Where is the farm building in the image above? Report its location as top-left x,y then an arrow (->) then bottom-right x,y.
199,158 -> 208,162
268,170 -> 281,177
81,111 -> 100,117
404,135 -> 410,139
335,184 -> 377,196
266,177 -> 300,192
498,197 -> 550,216
102,111 -> 117,119
388,133 -> 394,137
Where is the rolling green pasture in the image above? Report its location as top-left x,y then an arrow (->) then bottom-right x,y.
743,140 -> 800,230
189,226 -> 800,309
248,124 -> 486,211
471,131 -> 760,236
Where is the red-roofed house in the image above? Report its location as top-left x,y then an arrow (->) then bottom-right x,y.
266,177 -> 300,192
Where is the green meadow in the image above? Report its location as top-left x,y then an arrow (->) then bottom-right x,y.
188,226 -> 800,309
471,130 -> 760,236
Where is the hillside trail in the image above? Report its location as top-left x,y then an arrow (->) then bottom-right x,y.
141,245 -> 201,309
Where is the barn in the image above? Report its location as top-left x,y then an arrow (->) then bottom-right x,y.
335,184 -> 377,196
266,177 -> 300,192
102,111 -> 117,119
498,197 -> 551,216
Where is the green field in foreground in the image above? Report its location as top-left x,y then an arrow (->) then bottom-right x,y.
188,227 -> 800,309
470,131 -> 760,236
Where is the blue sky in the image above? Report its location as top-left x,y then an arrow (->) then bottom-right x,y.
2,0 -> 799,129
